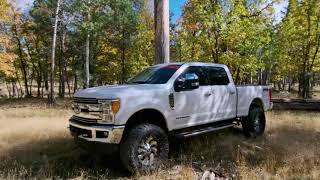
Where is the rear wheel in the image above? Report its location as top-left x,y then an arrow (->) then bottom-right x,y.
120,124 -> 169,174
242,107 -> 266,138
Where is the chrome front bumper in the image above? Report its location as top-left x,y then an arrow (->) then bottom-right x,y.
69,120 -> 125,144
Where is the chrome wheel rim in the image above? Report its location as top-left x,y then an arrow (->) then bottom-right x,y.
137,136 -> 158,166
253,112 -> 261,133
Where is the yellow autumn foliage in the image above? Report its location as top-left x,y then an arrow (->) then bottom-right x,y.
0,0 -> 11,22
0,34 -> 16,77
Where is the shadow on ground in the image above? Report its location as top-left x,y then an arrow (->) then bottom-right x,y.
1,123 -> 320,179
0,136 -> 129,179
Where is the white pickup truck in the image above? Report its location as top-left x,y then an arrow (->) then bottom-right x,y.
69,62 -> 272,173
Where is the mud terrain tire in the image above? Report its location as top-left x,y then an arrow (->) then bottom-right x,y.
120,124 -> 169,174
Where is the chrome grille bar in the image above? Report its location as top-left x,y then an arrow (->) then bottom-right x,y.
73,97 -> 98,104
72,115 -> 98,124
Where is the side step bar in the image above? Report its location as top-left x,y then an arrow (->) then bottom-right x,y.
178,123 -> 236,138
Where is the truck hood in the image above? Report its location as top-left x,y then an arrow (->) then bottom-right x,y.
74,84 -> 168,99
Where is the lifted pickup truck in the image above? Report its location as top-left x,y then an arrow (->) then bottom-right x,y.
69,62 -> 272,173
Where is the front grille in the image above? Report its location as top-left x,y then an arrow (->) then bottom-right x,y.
73,97 -> 98,104
72,115 -> 98,124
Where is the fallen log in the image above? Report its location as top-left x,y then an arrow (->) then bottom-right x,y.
272,98 -> 320,111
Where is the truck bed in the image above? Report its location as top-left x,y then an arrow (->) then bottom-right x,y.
236,86 -> 272,117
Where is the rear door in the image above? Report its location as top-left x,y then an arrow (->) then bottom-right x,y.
206,66 -> 237,121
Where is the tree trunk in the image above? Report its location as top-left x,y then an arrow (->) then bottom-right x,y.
49,0 -> 61,104
277,81 -> 282,91
44,70 -> 49,91
25,42 -> 35,97
59,23 -> 66,97
34,38 -> 42,97
29,75 -> 33,96
121,47 -> 126,84
58,51 -> 62,96
66,73 -> 71,97
85,1 -> 91,88
300,4 -> 312,99
85,32 -> 90,88
298,75 -> 301,94
154,0 -> 170,64
288,75 -> 292,92
37,65 -> 42,97
12,21 -> 30,97
74,73 -> 78,93
235,68 -> 240,85
41,79 -> 44,98
179,41 -> 182,62
13,56 -> 24,97
12,80 -> 17,97
121,30 -> 126,84
311,73 -> 315,90
5,81 -> 12,98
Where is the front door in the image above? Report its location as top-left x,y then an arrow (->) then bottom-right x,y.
172,66 -> 215,129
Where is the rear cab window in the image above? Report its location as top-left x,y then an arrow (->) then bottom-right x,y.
205,66 -> 230,85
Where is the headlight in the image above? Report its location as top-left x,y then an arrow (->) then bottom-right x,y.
97,99 -> 120,124
111,99 -> 120,113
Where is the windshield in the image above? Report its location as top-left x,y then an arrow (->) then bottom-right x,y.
127,65 -> 181,84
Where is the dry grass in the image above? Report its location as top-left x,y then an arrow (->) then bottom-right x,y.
0,99 -> 320,179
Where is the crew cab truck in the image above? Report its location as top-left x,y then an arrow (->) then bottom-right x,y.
69,62 -> 272,173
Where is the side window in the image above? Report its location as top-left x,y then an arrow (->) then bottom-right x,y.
206,67 -> 229,85
180,66 -> 209,86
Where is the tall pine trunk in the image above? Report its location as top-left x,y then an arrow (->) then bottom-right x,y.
85,1 -> 91,88
121,30 -> 126,84
59,22 -> 66,98
154,0 -> 170,64
85,32 -> 90,88
49,0 -> 61,104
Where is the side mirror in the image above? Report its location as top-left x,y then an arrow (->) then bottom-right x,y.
174,73 -> 199,92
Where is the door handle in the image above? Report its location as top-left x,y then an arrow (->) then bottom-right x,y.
204,92 -> 212,97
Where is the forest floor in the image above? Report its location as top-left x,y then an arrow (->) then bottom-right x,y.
0,98 -> 320,179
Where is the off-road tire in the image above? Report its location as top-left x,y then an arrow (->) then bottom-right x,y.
120,123 -> 169,174
242,107 -> 266,138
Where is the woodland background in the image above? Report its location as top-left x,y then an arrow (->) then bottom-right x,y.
0,0 -> 320,101
1,1 -> 320,179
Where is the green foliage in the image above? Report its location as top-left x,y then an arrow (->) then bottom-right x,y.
1,0 -> 320,98
171,0 -> 275,83
272,0 -> 320,97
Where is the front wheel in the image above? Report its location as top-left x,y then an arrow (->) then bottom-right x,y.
120,124 -> 169,174
242,107 -> 266,138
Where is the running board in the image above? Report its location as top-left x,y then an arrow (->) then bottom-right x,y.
178,123 -> 236,138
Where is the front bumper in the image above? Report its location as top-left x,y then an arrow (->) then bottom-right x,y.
69,119 -> 125,144
74,138 -> 119,155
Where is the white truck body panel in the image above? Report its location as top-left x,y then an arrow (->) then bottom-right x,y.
72,62 -> 272,132
236,86 -> 272,117
75,84 -> 171,127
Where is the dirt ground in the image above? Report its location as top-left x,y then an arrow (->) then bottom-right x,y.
0,98 -> 320,179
